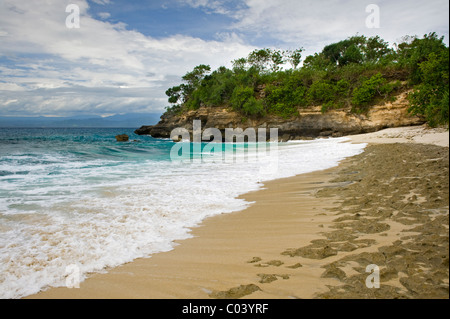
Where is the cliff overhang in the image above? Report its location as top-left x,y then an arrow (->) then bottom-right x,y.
136,91 -> 424,141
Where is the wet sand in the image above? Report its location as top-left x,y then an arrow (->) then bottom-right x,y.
28,126 -> 449,299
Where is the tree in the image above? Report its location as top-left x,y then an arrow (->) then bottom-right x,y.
395,32 -> 447,84
182,64 -> 211,88
408,48 -> 449,126
303,53 -> 332,70
232,57 -> 247,71
247,49 -> 273,71
270,50 -> 285,72
165,85 -> 183,104
352,73 -> 387,109
364,36 -> 391,62
322,42 -> 343,65
178,64 -> 212,105
160,33 -> 448,127
321,35 -> 391,66
340,44 -> 364,65
307,80 -> 337,105
231,86 -> 264,116
286,48 -> 303,69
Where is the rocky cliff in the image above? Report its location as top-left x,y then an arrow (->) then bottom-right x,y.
135,90 -> 424,141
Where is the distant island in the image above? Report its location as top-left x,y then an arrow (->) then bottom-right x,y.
0,113 -> 161,128
136,33 -> 449,140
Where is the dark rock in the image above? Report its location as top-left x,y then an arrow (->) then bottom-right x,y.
321,264 -> 347,281
247,257 -> 262,264
257,274 -> 278,284
286,263 -> 303,269
134,126 -> 152,135
210,284 -> 261,299
115,134 -> 129,142
282,244 -> 338,259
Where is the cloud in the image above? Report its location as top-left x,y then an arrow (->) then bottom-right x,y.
179,0 -> 238,15
97,12 -> 111,19
0,0 -> 254,116
178,0 -> 448,60
229,0 -> 449,54
0,0 -> 448,117
90,0 -> 111,5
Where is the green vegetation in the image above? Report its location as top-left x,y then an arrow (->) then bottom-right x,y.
230,86 -> 265,116
351,73 -> 401,113
165,33 -> 449,126
405,35 -> 449,126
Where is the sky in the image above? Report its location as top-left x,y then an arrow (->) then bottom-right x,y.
0,0 -> 448,118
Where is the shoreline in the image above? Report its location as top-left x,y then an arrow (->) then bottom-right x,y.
27,126 -> 449,299
29,165 -> 345,299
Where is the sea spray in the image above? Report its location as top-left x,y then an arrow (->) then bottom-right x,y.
0,128 -> 365,298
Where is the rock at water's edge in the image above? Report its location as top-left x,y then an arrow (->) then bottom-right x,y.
134,91 -> 424,141
115,134 -> 129,142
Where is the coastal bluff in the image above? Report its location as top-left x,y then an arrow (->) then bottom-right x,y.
135,91 -> 424,141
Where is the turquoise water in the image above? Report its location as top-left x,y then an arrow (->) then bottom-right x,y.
0,128 -> 172,163
0,128 -> 366,298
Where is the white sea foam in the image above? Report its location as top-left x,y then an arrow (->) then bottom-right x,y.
0,137 -> 366,298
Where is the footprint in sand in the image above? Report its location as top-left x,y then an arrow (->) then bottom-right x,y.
286,263 -> 303,269
253,260 -> 284,268
246,257 -> 262,264
257,274 -> 290,284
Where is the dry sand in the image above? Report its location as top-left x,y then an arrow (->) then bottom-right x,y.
350,125 -> 449,148
28,126 -> 449,299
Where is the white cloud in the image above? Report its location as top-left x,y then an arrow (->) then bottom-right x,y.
178,0 -> 448,59
0,0 -> 447,117
0,0 -> 254,116
90,0 -> 111,5
98,12 -> 111,19
179,0 -> 233,15
229,0 -> 449,55
0,82 -> 24,91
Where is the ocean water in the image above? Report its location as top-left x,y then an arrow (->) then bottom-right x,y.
0,128 -> 366,298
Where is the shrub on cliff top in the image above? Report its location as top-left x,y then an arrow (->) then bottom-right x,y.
408,48 -> 450,126
231,86 -> 265,117
163,33 -> 448,126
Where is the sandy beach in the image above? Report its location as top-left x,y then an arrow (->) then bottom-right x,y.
28,125 -> 449,299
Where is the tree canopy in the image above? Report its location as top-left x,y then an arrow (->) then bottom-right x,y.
165,33 -> 449,126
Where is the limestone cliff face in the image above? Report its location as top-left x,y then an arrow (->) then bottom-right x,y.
135,91 -> 424,141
